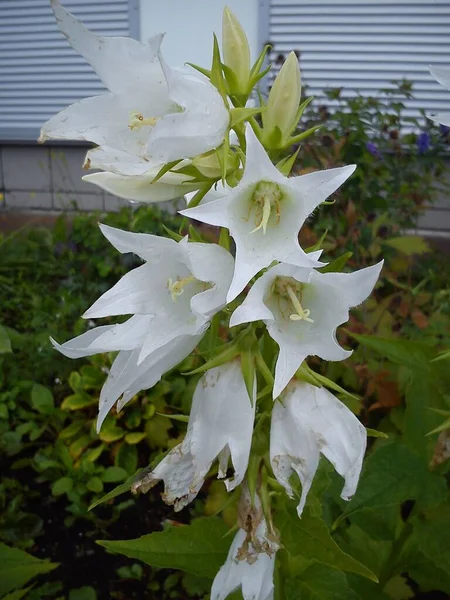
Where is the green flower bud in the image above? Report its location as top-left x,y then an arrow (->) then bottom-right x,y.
222,6 -> 251,96
192,148 -> 238,178
263,51 -> 302,147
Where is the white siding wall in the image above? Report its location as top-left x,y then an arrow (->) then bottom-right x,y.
269,0 -> 450,119
139,0 -> 260,69
0,0 -> 132,140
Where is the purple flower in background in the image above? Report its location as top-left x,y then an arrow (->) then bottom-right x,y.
439,124 -> 450,138
417,132 -> 430,154
366,142 -> 381,159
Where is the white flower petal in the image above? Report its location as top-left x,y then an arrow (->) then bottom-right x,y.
211,522 -> 276,600
51,0 -> 165,96
99,223 -> 177,262
429,65 -> 450,92
231,261 -> 382,398
183,126 -> 356,301
428,112 -> 450,127
83,171 -> 197,204
97,333 -> 202,431
271,381 -> 367,517
189,361 -> 256,491
51,315 -> 152,358
147,63 -> 229,163
84,146 -> 158,176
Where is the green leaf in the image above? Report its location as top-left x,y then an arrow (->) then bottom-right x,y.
69,586 -> 97,600
276,146 -> 301,176
319,252 -> 353,274
155,412 -> 189,423
124,431 -> 147,445
98,424 -> 125,443
2,587 -> 33,600
116,443 -> 138,474
86,476 -> 104,493
61,393 -> 97,411
414,519 -> 450,574
383,235 -> 431,256
101,466 -> 128,483
0,325 -> 12,354
0,543 -> 58,596
97,517 -> 230,579
276,506 -> 377,581
51,477 -> 73,496
285,564 -> 359,600
336,443 -> 447,526
89,469 -> 143,511
31,384 -> 54,415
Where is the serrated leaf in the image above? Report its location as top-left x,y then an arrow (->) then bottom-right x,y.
276,506 -> 377,581
414,519 -> 450,574
0,543 -> 58,596
335,443 -> 447,526
97,517 -> 230,579
285,563 -> 360,599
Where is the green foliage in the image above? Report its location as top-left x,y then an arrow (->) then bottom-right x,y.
98,517 -> 231,579
0,543 -> 58,597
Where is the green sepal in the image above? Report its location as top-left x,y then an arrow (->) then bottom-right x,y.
305,229 -> 328,253
276,146 -> 301,176
320,251 -> 353,273
240,345 -> 256,403
246,453 -> 262,504
221,63 -> 241,96
426,416 -> 450,436
187,183 -> 214,208
229,106 -> 264,129
218,227 -> 231,251
162,224 -> 184,242
188,224 -> 204,243
150,159 -> 182,184
295,363 -> 323,388
175,164 -> 211,182
432,349 -> 450,362
220,133 -> 230,182
255,351 -> 274,386
295,96 -> 314,123
259,465 -> 272,524
298,364 -> 359,402
264,124 -> 283,150
182,344 -> 240,376
288,124 -> 323,146
156,412 -> 190,423
185,62 -> 211,79
366,428 -> 389,439
210,34 -> 227,99
250,44 -> 271,79
250,64 -> 272,86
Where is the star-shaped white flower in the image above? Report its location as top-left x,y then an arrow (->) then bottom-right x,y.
211,490 -> 278,600
429,66 -> 450,126
52,224 -> 234,429
39,1 -> 229,180
270,381 -> 367,517
230,261 -> 383,398
181,126 -> 356,301
131,361 -> 256,510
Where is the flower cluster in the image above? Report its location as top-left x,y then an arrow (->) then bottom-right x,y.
43,2 -> 383,598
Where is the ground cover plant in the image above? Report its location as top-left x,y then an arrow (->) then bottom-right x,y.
1,2 -> 450,599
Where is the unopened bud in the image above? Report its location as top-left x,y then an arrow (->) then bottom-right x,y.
222,6 -> 251,95
192,148 -> 238,178
263,52 -> 302,147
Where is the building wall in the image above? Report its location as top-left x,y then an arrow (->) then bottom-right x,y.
139,0 -> 261,69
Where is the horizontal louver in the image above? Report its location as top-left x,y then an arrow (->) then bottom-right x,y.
0,0 -> 131,140
268,0 -> 450,122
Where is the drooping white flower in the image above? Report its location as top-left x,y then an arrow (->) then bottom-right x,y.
83,167 -> 198,204
52,224 -> 234,430
181,126 -> 356,302
429,66 -> 450,126
271,381 -> 367,517
211,489 -> 278,600
39,0 -> 229,181
230,261 -> 383,398
131,361 -> 256,510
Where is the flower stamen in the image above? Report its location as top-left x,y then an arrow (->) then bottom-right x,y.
249,182 -> 282,235
286,285 -> 314,323
167,276 -> 196,301
128,112 -> 159,130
